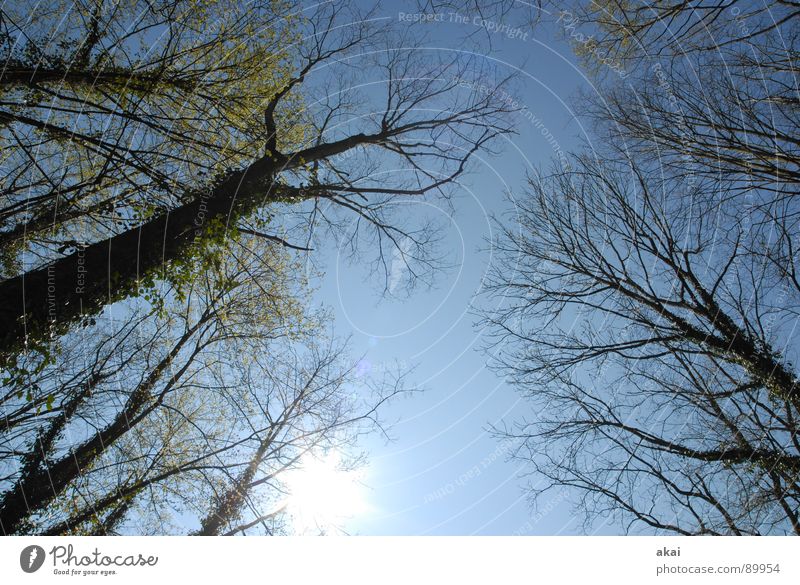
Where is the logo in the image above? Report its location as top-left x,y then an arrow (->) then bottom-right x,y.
20,545 -> 46,573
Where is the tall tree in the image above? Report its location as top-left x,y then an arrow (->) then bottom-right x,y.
483,154 -> 800,534
0,0 -> 513,365
1,228 -> 401,535
0,0 -> 298,254
481,1 -> 800,534
556,0 -> 799,66
1,0 -> 512,537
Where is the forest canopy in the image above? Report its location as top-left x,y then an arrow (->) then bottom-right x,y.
0,0 -> 512,535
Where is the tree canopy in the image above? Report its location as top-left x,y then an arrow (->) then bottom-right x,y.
0,0 -> 512,535
483,0 -> 800,534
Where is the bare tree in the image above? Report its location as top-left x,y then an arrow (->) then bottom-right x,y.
553,1 -> 799,196
482,155 -> 800,534
191,342 -> 402,537
39,338 -> 402,536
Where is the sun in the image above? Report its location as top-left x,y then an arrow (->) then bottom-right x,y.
281,450 -> 369,534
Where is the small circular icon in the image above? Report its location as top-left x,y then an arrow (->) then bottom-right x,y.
20,545 -> 46,573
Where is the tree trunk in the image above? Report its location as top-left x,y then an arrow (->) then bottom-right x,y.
0,130 -> 377,363
0,319 -> 201,534
194,440 -> 271,536
0,155 -> 276,362
0,66 -> 198,93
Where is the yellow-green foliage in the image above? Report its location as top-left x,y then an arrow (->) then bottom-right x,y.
1,0 -> 311,265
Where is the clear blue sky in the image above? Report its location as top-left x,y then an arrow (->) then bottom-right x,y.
309,0 -> 621,535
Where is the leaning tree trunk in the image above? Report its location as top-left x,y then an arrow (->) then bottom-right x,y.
0,319 -> 202,534
0,131 -> 376,364
0,155 -> 277,363
193,438 -> 274,536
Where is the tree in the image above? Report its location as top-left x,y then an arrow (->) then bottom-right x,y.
556,0 -> 799,66
555,1 -> 799,195
0,0 -> 298,255
0,0 -> 513,537
42,338 -> 400,536
0,0 -> 514,364
479,1 -> 800,534
482,154 -> 800,534
1,229 -> 403,535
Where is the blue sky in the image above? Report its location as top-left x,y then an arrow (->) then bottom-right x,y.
307,1 -> 621,535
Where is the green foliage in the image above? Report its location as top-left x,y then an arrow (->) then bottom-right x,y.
0,0 -> 308,274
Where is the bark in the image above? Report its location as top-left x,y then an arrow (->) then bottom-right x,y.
0,317 -> 202,534
0,155 -> 276,361
0,131 -> 379,362
193,442 -> 269,536
0,66 -> 198,93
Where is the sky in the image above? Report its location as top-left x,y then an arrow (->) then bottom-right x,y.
305,0 -> 622,536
